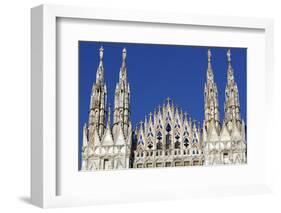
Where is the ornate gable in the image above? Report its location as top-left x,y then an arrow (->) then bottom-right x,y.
114,125 -> 126,145
208,120 -> 219,142
102,125 -> 114,146
220,122 -> 231,141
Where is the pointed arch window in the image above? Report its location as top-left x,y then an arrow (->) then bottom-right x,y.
147,139 -> 153,150
156,119 -> 163,129
138,135 -> 144,145
165,124 -> 172,149
166,123 -> 171,132
193,133 -> 196,138
184,138 -> 190,148
147,126 -> 154,137
156,131 -> 163,150
174,118 -> 181,128
175,141 -> 180,149
183,126 -> 189,137
166,134 -> 171,149
157,132 -> 162,140
156,141 -> 162,150
174,133 -> 180,149
166,113 -> 171,122
137,147 -> 144,152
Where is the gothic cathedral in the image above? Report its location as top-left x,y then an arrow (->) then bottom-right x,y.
81,47 -> 247,171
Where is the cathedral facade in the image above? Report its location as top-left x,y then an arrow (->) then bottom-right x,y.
81,46 -> 247,171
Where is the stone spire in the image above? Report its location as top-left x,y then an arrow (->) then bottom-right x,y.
113,48 -> 131,139
88,46 -> 107,138
224,49 -> 241,131
203,49 -> 220,132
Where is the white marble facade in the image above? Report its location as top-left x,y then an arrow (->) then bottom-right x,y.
81,47 -> 132,171
81,47 -> 247,171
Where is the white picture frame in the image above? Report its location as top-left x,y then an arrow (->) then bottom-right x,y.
31,4 -> 274,208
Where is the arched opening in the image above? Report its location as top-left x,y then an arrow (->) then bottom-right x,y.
166,123 -> 171,132
184,138 -> 189,148
156,141 -> 162,150
165,124 -> 171,149
166,134 -> 171,149
156,131 -> 162,150
175,141 -> 180,149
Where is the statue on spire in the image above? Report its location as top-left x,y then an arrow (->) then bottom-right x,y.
99,46 -> 104,64
227,49 -> 234,83
122,48 -> 127,67
207,49 -> 214,82
96,46 -> 105,83
208,49 -> 211,62
166,97 -> 171,104
227,49 -> 231,63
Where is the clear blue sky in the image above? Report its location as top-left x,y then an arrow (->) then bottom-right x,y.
78,41 -> 247,166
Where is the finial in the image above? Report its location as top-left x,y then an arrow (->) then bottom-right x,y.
122,48 -> 127,62
207,49 -> 211,62
99,46 -> 104,61
139,120 -> 144,129
207,48 -> 213,71
158,105 -> 161,112
227,49 -> 231,63
166,97 -> 171,104
149,112 -> 153,118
